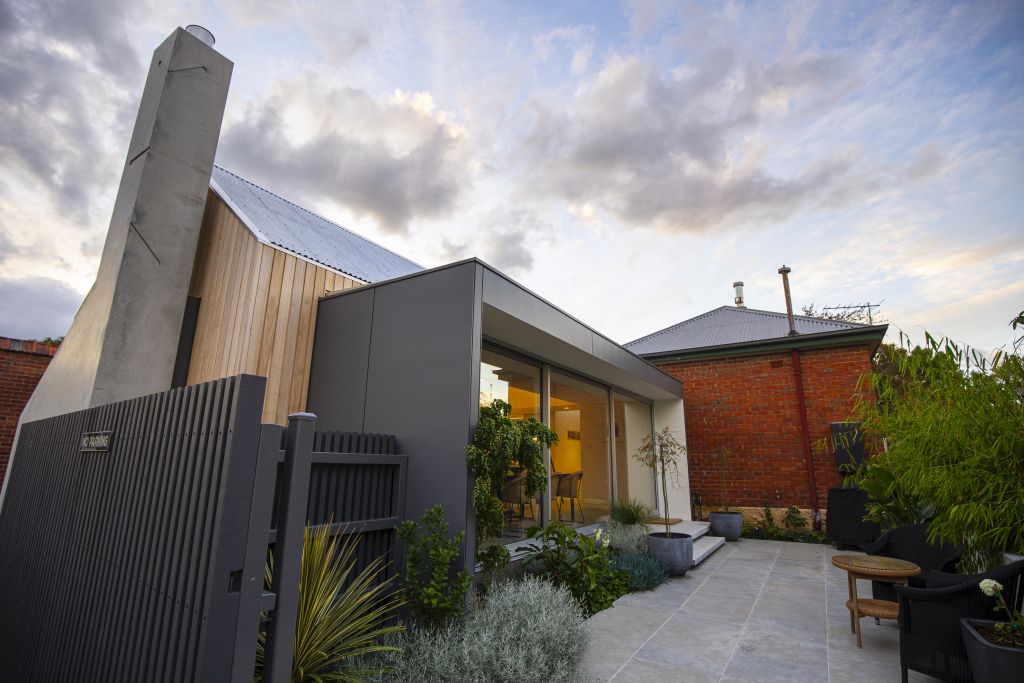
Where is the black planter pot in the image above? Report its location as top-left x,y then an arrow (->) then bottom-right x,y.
647,532 -> 693,576
710,511 -> 743,541
961,618 -> 1024,683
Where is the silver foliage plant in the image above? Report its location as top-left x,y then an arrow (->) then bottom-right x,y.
362,576 -> 589,682
605,520 -> 651,554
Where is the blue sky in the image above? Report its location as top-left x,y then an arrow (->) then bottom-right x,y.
1,0 -> 1022,354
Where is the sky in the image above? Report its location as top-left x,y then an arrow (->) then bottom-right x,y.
1,0 -> 1022,355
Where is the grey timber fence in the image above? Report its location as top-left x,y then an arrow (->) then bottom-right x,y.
0,375 -> 407,683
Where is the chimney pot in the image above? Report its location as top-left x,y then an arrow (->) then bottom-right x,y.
733,281 -> 745,307
185,25 -> 216,47
778,265 -> 798,336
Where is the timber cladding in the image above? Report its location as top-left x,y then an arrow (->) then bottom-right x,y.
187,192 -> 362,424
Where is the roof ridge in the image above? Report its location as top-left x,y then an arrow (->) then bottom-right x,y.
212,164 -> 424,270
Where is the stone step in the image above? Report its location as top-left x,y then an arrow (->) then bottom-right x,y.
692,535 -> 726,566
667,520 -> 710,540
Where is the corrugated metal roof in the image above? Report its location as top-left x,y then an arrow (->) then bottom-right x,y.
625,306 -> 870,356
209,165 -> 423,284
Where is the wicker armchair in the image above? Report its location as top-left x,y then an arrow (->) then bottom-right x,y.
894,559 -> 1024,683
861,523 -> 963,601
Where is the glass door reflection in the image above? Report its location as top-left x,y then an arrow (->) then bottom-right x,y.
549,371 -> 611,527
480,348 -> 541,545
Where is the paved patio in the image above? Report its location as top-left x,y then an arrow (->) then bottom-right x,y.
583,539 -> 944,682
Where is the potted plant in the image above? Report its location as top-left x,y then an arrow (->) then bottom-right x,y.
633,427 -> 692,576
709,447 -> 743,541
960,579 -> 1024,683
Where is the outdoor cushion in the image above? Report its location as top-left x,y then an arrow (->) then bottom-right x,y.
860,523 -> 962,601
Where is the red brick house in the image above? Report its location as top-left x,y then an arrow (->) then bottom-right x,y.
626,305 -> 887,526
0,337 -> 59,487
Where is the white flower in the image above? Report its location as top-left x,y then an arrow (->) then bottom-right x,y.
980,579 -> 1003,597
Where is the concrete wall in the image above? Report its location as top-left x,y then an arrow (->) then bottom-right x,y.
654,344 -> 875,510
20,28 -> 232,424
307,262 -> 482,572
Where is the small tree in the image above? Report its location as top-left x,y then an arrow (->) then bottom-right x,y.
466,399 -> 557,573
632,427 -> 686,536
711,447 -> 732,512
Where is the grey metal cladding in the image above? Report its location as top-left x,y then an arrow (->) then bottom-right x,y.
307,261 -> 480,572
306,287 -> 376,432
210,165 -> 423,284
625,306 -> 870,355
0,375 -> 267,683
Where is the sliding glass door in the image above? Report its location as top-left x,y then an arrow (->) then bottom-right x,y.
549,371 -> 611,528
479,348 -> 541,543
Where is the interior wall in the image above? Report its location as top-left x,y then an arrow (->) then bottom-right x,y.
186,192 -> 360,424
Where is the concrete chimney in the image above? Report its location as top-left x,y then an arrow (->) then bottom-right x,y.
733,281 -> 745,308
778,266 -> 798,336
18,28 -> 233,421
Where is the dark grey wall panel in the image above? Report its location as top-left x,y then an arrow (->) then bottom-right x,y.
307,287 -> 376,431
308,261 -> 479,570
363,261 -> 479,570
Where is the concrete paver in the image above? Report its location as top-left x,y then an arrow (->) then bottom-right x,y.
581,539 -> 943,683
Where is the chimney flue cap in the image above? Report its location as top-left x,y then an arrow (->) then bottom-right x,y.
185,25 -> 216,47
733,281 -> 745,307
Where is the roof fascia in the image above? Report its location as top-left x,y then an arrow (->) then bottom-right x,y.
641,325 -> 888,363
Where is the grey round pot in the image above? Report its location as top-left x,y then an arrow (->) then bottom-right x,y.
710,511 -> 743,541
961,618 -> 1024,683
647,532 -> 692,576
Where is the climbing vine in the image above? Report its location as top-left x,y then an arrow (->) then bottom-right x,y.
466,399 -> 557,573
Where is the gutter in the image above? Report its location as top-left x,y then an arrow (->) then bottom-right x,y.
637,325 -> 889,363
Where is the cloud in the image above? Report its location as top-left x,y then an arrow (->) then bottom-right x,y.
437,208 -> 549,276
0,0 -> 148,222
217,77 -> 472,233
0,277 -> 83,339
517,48 -> 862,232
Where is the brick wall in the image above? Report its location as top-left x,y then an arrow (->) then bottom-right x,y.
654,344 -> 874,511
0,337 -> 58,488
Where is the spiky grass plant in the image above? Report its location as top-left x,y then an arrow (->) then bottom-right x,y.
255,524 -> 406,683
610,498 -> 651,525
610,552 -> 669,592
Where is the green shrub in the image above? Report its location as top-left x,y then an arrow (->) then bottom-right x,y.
395,505 -> 469,628
356,577 -> 588,682
742,504 -> 827,543
610,552 -> 668,591
782,505 -> 808,532
605,520 -> 650,554
255,524 -> 404,683
519,522 -> 629,615
610,498 -> 651,525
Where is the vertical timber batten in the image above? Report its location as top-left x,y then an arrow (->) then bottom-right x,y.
185,192 -> 361,425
